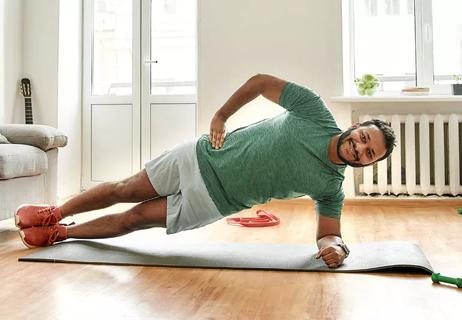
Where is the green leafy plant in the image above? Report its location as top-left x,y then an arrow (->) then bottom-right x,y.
453,74 -> 462,84
354,74 -> 380,96
453,74 -> 462,95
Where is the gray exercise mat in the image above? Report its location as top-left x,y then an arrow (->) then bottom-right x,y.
19,239 -> 433,274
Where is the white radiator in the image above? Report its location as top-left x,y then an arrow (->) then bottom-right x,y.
358,114 -> 462,196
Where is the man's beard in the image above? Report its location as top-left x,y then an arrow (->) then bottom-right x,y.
336,128 -> 366,168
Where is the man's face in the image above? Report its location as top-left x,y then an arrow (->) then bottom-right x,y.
337,124 -> 387,167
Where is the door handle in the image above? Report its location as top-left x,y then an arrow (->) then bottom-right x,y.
144,60 -> 158,64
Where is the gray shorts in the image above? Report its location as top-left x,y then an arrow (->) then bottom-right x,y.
144,137 -> 223,234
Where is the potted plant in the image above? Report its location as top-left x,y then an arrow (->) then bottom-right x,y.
452,74 -> 462,95
354,74 -> 380,96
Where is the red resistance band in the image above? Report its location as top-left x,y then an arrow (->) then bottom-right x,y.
226,209 -> 280,227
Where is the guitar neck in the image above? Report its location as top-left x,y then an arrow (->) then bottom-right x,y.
25,97 -> 33,124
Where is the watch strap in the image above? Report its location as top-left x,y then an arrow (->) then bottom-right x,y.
337,243 -> 350,257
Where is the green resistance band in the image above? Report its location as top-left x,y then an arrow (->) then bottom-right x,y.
431,273 -> 462,288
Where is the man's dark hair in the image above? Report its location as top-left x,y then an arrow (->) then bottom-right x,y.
360,119 -> 396,161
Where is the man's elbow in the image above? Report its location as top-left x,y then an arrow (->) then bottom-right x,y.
249,73 -> 270,82
248,73 -> 276,90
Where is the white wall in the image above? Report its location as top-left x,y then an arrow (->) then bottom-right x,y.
57,0 -> 83,199
0,0 -> 23,124
198,0 -> 355,196
0,0 -> 4,123
23,0 -> 59,126
198,0 -> 345,132
21,0 -> 82,199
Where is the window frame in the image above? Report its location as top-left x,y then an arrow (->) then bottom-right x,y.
343,0 -> 453,95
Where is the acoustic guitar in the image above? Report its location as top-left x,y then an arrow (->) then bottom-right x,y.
19,78 -> 33,124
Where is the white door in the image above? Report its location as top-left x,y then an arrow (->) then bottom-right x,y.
82,0 -> 197,190
141,0 -> 197,164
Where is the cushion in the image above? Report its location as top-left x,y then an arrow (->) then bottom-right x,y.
0,124 -> 67,151
0,133 -> 10,144
0,144 -> 48,179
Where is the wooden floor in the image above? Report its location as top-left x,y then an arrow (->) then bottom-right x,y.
1,199 -> 462,320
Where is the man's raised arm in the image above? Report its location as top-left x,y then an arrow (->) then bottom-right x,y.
315,213 -> 349,268
214,74 -> 287,121
210,74 -> 287,149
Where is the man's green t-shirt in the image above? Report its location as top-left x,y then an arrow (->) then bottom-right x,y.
196,82 -> 346,219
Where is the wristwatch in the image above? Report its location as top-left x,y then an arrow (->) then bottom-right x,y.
337,243 -> 350,258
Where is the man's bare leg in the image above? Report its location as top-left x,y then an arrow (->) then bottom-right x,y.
18,176 -> 167,248
66,197 -> 167,239
59,169 -> 160,219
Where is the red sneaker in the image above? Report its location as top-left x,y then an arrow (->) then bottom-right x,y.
19,224 -> 68,248
15,204 -> 63,228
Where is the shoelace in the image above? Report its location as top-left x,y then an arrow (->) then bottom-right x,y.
46,222 -> 74,246
37,206 -> 59,227
47,226 -> 61,246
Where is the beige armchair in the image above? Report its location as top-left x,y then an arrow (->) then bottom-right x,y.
0,124 -> 67,220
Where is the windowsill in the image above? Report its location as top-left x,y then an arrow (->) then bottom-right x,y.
331,94 -> 462,103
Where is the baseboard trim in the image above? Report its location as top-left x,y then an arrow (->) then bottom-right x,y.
269,197 -> 462,208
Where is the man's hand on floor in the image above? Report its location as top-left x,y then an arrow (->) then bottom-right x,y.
315,245 -> 347,268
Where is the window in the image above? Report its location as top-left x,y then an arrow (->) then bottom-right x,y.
432,0 -> 462,84
346,0 -> 461,94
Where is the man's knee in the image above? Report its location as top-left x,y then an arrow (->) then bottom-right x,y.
122,210 -> 157,232
122,198 -> 167,231
113,179 -> 134,202
113,170 -> 159,202
121,211 -> 140,232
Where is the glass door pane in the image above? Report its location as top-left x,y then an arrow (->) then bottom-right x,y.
92,0 -> 132,95
150,0 -> 197,95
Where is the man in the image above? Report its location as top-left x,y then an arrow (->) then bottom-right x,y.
16,74 -> 396,269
